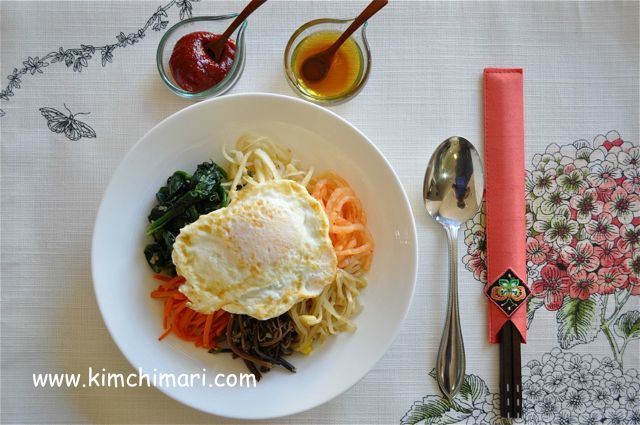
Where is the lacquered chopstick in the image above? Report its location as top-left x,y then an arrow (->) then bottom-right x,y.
499,323 -> 513,418
500,321 -> 523,419
511,323 -> 523,419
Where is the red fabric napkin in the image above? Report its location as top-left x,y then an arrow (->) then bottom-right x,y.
483,68 -> 528,343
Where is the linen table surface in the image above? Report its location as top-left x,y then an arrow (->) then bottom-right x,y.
1,1 -> 638,424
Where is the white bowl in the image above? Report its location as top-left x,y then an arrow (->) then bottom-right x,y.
92,93 -> 417,419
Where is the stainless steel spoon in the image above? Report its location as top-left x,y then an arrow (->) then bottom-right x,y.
423,136 -> 485,400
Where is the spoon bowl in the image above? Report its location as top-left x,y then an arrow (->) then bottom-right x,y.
301,56 -> 330,82
423,136 -> 484,399
424,137 -> 484,226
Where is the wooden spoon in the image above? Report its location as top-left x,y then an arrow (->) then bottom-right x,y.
205,0 -> 268,61
301,0 -> 388,82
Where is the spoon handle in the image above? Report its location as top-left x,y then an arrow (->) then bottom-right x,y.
221,0 -> 267,41
327,0 -> 388,57
435,225 -> 466,400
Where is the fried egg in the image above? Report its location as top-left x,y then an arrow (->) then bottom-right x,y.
172,179 -> 337,320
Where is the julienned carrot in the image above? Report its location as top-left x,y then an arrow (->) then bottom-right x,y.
150,275 -> 229,349
310,173 -> 374,271
152,273 -> 173,282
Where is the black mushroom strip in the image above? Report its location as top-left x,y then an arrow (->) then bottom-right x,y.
217,313 -> 298,381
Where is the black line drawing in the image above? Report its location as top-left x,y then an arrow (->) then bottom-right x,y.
401,350 -> 640,425
0,0 -> 200,118
39,105 -> 97,141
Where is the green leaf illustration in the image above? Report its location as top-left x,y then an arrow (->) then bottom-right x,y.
614,310 -> 640,341
426,369 -> 488,406
400,396 -> 470,425
527,296 -> 545,328
439,408 -> 471,424
418,369 -> 486,416
557,297 -> 601,349
459,373 -> 489,407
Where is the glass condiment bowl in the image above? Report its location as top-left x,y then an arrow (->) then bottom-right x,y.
284,18 -> 371,106
157,14 -> 247,100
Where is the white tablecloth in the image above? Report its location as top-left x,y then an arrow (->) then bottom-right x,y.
1,1 -> 638,424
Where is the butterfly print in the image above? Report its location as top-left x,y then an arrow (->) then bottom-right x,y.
39,105 -> 96,141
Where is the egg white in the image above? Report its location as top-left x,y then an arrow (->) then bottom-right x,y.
172,179 -> 337,320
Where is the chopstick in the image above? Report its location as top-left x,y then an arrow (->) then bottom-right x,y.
499,321 -> 522,419
511,323 -> 523,418
499,322 -> 512,418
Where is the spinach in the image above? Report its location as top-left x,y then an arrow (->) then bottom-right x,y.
144,161 -> 228,274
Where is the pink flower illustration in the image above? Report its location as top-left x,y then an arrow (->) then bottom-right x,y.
464,253 -> 486,283
560,241 -> 600,274
618,146 -> 640,169
530,169 -> 557,196
618,224 -> 640,253
564,163 -> 577,174
569,188 -> 603,224
557,169 -> 587,194
604,187 -> 640,224
526,236 -> 550,265
596,186 -> 615,203
622,168 -> 640,194
597,267 -> 626,294
465,232 -> 487,261
567,271 -> 599,300
540,191 -> 570,217
593,240 -> 624,268
587,161 -> 622,189
534,215 -> 579,247
585,212 -> 619,244
531,265 -> 570,310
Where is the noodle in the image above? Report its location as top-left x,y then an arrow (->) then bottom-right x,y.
223,134 -> 314,198
289,269 -> 367,354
